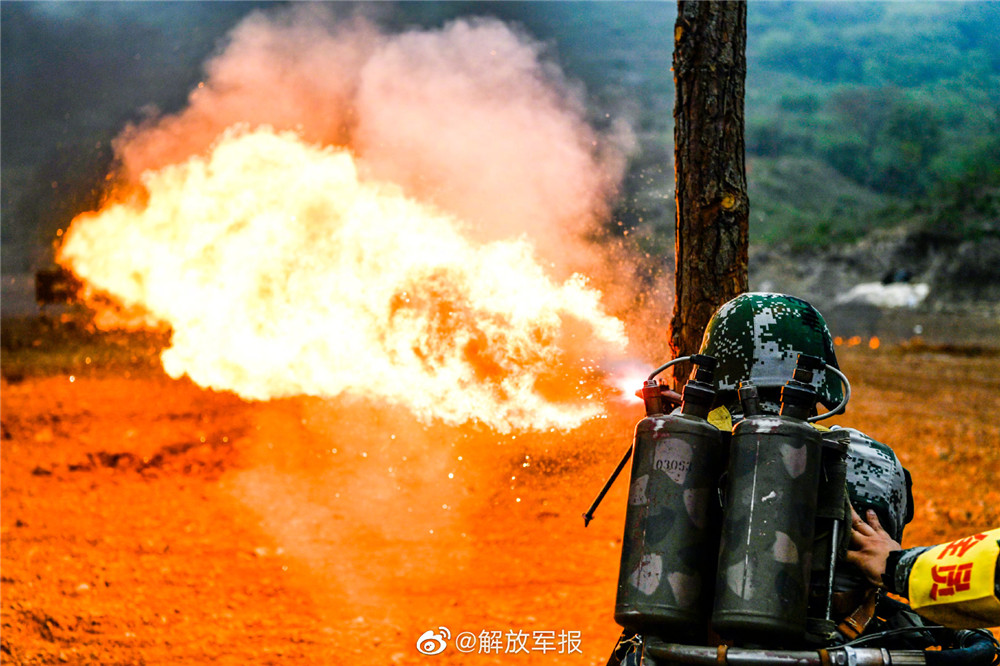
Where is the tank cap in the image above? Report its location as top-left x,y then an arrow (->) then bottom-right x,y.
682,355 -> 716,415
689,354 -> 717,371
781,355 -> 821,419
682,381 -> 714,406
738,381 -> 761,417
689,354 -> 718,385
793,353 -> 825,383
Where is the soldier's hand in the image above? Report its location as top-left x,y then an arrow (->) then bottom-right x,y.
845,506 -> 902,587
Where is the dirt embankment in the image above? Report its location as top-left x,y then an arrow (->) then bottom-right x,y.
750,227 -> 1000,347
752,230 -> 1000,312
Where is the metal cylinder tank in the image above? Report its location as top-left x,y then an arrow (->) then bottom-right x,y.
711,413 -> 822,639
711,357 -> 826,641
615,356 -> 725,634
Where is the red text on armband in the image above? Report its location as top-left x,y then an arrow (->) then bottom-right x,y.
930,562 -> 974,600
937,534 -> 988,560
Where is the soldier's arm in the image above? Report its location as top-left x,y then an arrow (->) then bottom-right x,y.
848,509 -> 1000,629
885,529 -> 1000,629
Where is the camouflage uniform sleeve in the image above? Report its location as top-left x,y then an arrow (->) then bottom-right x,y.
887,529 -> 1000,629
886,546 -> 932,595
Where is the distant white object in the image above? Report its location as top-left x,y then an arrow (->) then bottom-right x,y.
835,281 -> 930,308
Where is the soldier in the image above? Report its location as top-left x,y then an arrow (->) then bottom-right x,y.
609,293 -> 984,664
698,292 -> 922,644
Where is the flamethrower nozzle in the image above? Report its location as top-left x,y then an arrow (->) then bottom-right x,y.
584,355 -> 708,526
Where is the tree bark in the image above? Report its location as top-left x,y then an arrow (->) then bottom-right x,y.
669,0 -> 749,388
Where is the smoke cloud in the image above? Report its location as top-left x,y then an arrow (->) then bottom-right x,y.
113,5 -> 631,272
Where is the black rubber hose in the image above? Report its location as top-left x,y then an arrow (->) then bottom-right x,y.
925,631 -> 1000,666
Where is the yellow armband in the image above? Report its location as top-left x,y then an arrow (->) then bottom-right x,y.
908,528 -> 1000,629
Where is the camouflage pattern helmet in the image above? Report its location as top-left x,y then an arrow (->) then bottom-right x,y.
699,292 -> 844,408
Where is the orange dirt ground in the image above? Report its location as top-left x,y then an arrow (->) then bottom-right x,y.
2,343 -> 998,664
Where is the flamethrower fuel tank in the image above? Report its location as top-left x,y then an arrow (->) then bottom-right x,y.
615,357 -> 724,634
711,405 -> 823,640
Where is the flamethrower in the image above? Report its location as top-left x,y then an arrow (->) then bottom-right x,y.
589,353 -> 999,665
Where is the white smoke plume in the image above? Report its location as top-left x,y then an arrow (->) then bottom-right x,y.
114,5 -> 631,271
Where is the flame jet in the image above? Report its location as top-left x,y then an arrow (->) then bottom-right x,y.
60,127 -> 628,433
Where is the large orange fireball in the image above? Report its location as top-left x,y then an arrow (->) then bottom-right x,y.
58,126 -> 627,433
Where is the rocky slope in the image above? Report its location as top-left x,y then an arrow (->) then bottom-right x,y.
749,225 -> 1000,346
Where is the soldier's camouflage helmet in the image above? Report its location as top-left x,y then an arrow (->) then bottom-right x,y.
699,292 -> 844,408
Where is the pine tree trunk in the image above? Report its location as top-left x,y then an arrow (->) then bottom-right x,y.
669,0 -> 749,388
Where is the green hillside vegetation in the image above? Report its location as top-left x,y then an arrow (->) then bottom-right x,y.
743,1 -> 1000,246
747,157 -> 897,246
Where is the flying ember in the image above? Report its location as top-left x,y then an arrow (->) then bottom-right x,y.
58,126 -> 628,432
